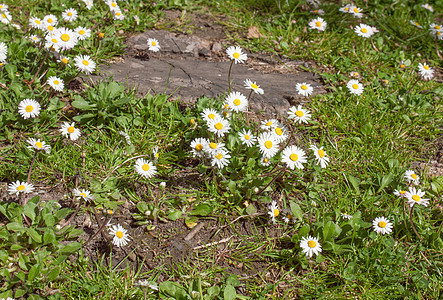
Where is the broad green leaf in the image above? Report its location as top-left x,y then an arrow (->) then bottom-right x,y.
6,222 -> 25,232
323,221 -> 342,241
24,201 -> 37,222
28,263 -> 40,281
245,204 -> 257,215
289,202 -> 303,222
377,173 -> 393,192
347,175 -> 360,194
61,242 -> 81,254
223,285 -> 236,300
27,227 -> 42,243
47,266 -> 60,281
298,224 -> 310,240
71,98 -> 93,110
159,281 -> 187,299
168,210 -> 182,221
188,204 -> 213,216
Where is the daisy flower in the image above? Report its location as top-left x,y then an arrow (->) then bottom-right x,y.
135,158 -> 157,178
57,56 -> 70,65
288,105 -> 311,124
106,0 -> 120,11
399,60 -> 406,69
152,146 -> 160,160
26,138 -> 51,154
60,122 -> 81,140
296,82 -> 313,97
349,6 -> 363,18
309,145 -> 329,168
282,210 -> 294,223
300,236 -> 322,258
418,63 -> 434,80
18,99 -> 41,119
346,79 -> 364,95
29,34 -> 41,43
225,91 -> 248,113
55,27 -> 78,50
282,145 -> 307,170
372,216 -> 393,235
421,3 -> 433,12
429,23 -> 442,31
62,8 -> 78,22
268,200 -> 280,224
308,17 -> 327,31
260,156 -> 271,166
73,188 -> 94,202
0,41 -> 6,56
76,26 -> 92,40
147,38 -> 160,52
118,130 -> 132,145
200,108 -> 220,123
0,10 -> 11,24
108,224 -> 130,247
113,9 -> 125,21
226,46 -> 247,64
43,14 -> 57,27
83,0 -> 93,10
350,71 -> 360,78
410,21 -> 423,29
47,76 -> 64,92
207,115 -> 231,137
394,189 -> 407,198
239,129 -> 256,147
355,24 -> 374,38
271,125 -> 288,144
404,170 -> 420,185
211,149 -> 231,169
74,55 -> 96,74
29,17 -> 43,29
8,181 -> 35,196
134,15 -> 140,25
205,141 -> 226,156
430,30 -> 443,40
341,212 -> 353,220
244,79 -> 264,94
405,187 -> 429,207
260,119 -> 278,130
257,132 -> 279,158
0,3 -> 8,10
45,34 -> 61,52
190,137 -> 209,158
339,4 -> 352,13
311,9 -> 324,15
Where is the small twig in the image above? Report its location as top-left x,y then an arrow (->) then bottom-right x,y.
60,199 -> 83,229
30,49 -> 50,85
193,236 -> 234,250
184,222 -> 205,241
101,154 -> 152,183
257,167 -> 286,196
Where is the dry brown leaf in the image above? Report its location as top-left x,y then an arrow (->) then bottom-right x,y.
247,26 -> 263,39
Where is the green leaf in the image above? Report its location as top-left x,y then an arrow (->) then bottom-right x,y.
323,221 -> 342,241
289,202 -> 303,222
245,204 -> 257,215
168,210 -> 182,221
5,64 -> 17,80
223,285 -> 236,300
28,263 -> 40,281
47,97 -> 65,111
27,227 -> 42,243
24,201 -> 37,222
6,222 -> 25,232
346,174 -> 360,194
47,266 -> 60,281
377,173 -> 393,192
226,275 -> 240,287
343,262 -> 357,281
73,113 -> 95,122
43,228 -> 56,245
71,97 -> 93,110
188,204 -> 213,216
61,242 -> 81,254
159,281 -> 187,299
298,224 -> 310,240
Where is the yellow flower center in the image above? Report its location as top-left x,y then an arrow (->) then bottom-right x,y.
25,105 -> 34,112
233,98 -> 241,106
209,143 -> 217,149
54,80 -> 59,85
48,25 -> 54,31
17,185 -> 25,191
400,64 -> 405,68
35,141 -> 43,148
47,18 -> 53,23
62,58 -> 68,64
79,30 -> 85,35
215,153 -> 223,160
437,32 -> 441,36
400,191 -> 406,194
142,164 -> 150,171
295,110 -> 303,117
83,60 -> 89,66
35,19 -> 41,24
52,38 -> 57,43
318,149 -> 325,158
112,2 -> 117,7
195,144 -> 203,151
315,22 -> 321,27
266,121 -> 272,126
107,210 -> 113,214
378,221 -> 387,228
415,22 -> 419,26
190,118 -> 195,125
233,52 -> 240,59
208,113 -> 215,119
263,158 -> 268,163
61,34 -> 70,41
244,135 -> 250,140
308,240 -> 317,248
214,122 -> 223,130
423,65 -> 429,70
411,174 -> 417,179
152,41 -> 156,46
80,193 -> 86,198
264,141 -> 273,149
223,111 -> 228,117
353,8 -> 359,13
1,13 -> 7,19
301,85 -> 308,90
412,195 -> 420,202
361,28 -> 367,33
99,33 -> 105,38
116,231 -> 123,238
290,154 -> 298,161
155,153 -> 159,158
251,83 -> 258,89
274,209 -> 280,217
434,25 -> 440,30
344,7 -> 349,11
275,127 -> 283,136
352,84 -> 359,89
68,12 -> 72,16
67,126 -> 75,133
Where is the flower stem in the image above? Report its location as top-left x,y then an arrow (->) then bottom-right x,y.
257,167 -> 286,196
227,60 -> 234,93
30,49 -> 50,85
436,37 -> 442,60
27,151 -> 38,184
409,205 -> 422,241
101,154 -> 153,184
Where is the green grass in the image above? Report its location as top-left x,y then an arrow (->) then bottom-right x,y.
0,0 -> 442,299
